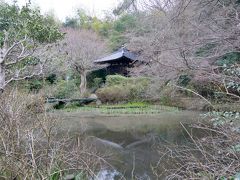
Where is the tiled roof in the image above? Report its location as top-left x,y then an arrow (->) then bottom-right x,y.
94,47 -> 137,63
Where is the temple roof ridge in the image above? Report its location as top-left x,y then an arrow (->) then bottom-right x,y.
94,46 -> 137,64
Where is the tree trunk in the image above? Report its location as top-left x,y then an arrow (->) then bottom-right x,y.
0,44 -> 7,93
0,63 -> 5,92
0,37 -> 7,93
80,71 -> 87,96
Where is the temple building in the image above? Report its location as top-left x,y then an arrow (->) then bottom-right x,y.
94,47 -> 138,76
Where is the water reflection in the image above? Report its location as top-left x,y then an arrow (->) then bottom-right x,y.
59,110 -> 201,179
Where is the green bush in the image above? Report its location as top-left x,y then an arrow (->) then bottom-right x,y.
105,75 -> 128,86
195,43 -> 216,57
25,79 -> 43,92
46,74 -> 57,84
177,74 -> 191,87
96,75 -> 150,103
92,78 -> 103,89
53,80 -> 80,99
106,75 -> 149,86
87,69 -> 107,88
216,52 -> 240,66
96,85 -> 130,103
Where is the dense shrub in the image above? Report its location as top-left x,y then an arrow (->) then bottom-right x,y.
96,75 -> 149,103
26,76 -> 83,99
106,75 -> 149,86
188,80 -> 227,101
27,79 -> 43,92
87,69 -> 107,88
46,73 -> 57,84
52,80 -> 80,98
96,85 -> 130,103
93,78 -> 103,87
216,52 -> 240,66
177,74 -> 192,87
106,75 -> 128,86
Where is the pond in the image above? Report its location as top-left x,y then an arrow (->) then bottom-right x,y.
57,110 -> 202,179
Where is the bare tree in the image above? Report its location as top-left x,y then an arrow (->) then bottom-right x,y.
126,0 -> 240,99
0,3 -> 63,92
0,32 -> 62,92
63,28 -> 108,95
0,90 -> 109,179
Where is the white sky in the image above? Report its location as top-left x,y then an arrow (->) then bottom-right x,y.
11,0 -> 119,20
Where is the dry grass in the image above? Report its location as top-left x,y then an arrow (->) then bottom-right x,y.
153,122 -> 240,179
0,90 -> 109,179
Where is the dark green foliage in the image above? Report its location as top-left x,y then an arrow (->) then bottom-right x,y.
204,111 -> 240,127
63,10 -> 113,39
46,74 -> 57,84
54,80 -> 79,99
219,0 -> 240,6
215,53 -> 240,96
113,14 -> 137,33
109,31 -> 127,50
87,69 -> 107,88
92,78 -> 103,89
0,2 -> 19,32
63,17 -> 78,28
23,78 -> 43,92
50,169 -> 61,180
106,75 -> 149,86
192,82 -> 219,99
28,79 -> 43,92
108,14 -> 137,50
106,75 -> 128,86
24,74 -> 56,93
76,9 -> 93,29
0,2 -> 63,47
98,22 -> 112,37
195,44 -> 216,57
194,48 -> 240,100
222,64 -> 240,94
62,8 -> 138,50
177,75 -> 191,87
216,52 -> 240,66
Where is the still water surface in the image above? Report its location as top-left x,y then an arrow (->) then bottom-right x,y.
59,110 -> 201,179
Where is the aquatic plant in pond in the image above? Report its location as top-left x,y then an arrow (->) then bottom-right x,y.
63,104 -> 179,115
